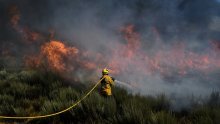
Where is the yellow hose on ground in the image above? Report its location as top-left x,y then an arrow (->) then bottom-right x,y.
0,78 -> 103,119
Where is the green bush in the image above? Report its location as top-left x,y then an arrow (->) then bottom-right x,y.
0,70 -> 7,80
0,69 -> 220,124
153,111 -> 177,124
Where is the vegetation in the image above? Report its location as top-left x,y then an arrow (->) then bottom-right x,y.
0,69 -> 219,124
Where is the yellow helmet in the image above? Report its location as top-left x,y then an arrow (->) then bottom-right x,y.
102,68 -> 109,75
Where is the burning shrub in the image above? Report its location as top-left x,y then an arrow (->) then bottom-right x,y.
41,41 -> 79,72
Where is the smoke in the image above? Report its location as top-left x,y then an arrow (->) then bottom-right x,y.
1,0 -> 220,109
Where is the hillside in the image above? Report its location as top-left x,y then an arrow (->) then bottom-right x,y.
0,69 -> 219,124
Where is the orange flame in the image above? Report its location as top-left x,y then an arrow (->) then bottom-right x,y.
41,41 -> 79,72
105,24 -> 142,75
8,5 -> 44,44
23,24 -> 220,79
121,24 -> 140,57
22,27 -> 42,42
8,4 -> 20,30
24,56 -> 42,69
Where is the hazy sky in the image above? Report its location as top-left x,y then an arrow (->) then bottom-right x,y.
0,0 -> 220,109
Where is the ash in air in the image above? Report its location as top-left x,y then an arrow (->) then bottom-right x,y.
0,0 -> 220,109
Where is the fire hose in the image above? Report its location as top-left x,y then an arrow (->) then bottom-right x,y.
0,78 -> 104,120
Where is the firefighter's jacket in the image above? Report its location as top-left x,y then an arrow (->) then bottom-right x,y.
100,75 -> 114,96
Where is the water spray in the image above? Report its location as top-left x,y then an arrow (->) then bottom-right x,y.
115,80 -> 137,90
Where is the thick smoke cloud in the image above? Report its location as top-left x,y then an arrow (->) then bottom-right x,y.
1,0 -> 220,109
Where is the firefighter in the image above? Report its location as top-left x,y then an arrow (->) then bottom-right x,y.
100,68 -> 115,97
